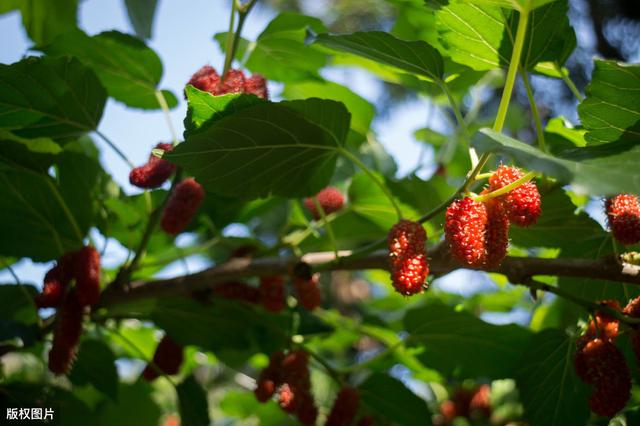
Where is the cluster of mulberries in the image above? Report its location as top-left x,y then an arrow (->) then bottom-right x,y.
387,220 -> 429,296
187,65 -> 268,99
304,186 -> 345,220
445,166 -> 540,269
259,276 -> 287,313
574,299 -> 631,418
436,385 -> 492,426
129,143 -> 176,189
254,349 -> 318,425
142,335 -> 184,381
605,194 -> 640,245
161,178 -> 205,235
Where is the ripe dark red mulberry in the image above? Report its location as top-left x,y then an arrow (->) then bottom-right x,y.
446,197 -> 488,268
129,143 -> 176,189
578,300 -> 621,349
142,335 -> 184,381
255,351 -> 285,402
48,291 -> 83,375
74,246 -> 101,306
187,66 -> 268,99
259,276 -> 286,313
35,252 -> 75,308
280,350 -> 317,425
574,338 -> 631,417
212,281 -> 260,304
293,275 -> 321,310
387,220 -> 428,296
161,178 -> 205,235
606,194 -> 640,245
488,165 -> 541,227
326,387 -> 360,426
304,186 -> 345,220
469,384 -> 491,418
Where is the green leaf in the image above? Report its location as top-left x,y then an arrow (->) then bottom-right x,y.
0,56 -> 107,140
213,32 -> 250,63
515,329 -> 589,426
69,340 -> 118,400
15,0 -> 78,45
460,0 -> 561,12
314,31 -> 444,81
359,373 -> 432,426
0,164 -> 83,261
176,376 -> 210,426
0,131 -> 60,172
283,80 -> 375,136
123,0 -> 158,40
167,98 -> 350,199
183,87 -> 266,136
98,382 -> 161,426
40,30 -> 177,110
435,1 -> 574,72
219,390 -> 290,426
0,284 -> 38,345
578,60 -> 640,145
404,302 -> 533,378
473,128 -> 640,196
246,12 -> 328,82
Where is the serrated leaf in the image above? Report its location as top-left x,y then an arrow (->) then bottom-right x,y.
123,0 -> 158,40
314,31 -> 444,81
176,376 -> 210,426
246,12 -> 328,82
404,303 -> 533,378
359,373 -> 432,426
578,60 -> 640,145
0,56 -> 107,140
183,87 -> 266,136
69,340 -> 118,400
516,329 -> 589,426
40,30 -> 177,110
473,128 -> 640,196
435,1 -> 574,72
167,98 -> 350,199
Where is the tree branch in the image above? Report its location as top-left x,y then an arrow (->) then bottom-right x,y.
98,243 -> 640,308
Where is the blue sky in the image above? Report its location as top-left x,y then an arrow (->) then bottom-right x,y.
0,0 -> 437,286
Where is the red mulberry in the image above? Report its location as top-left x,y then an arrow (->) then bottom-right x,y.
129,143 -> 176,189
387,220 -> 429,296
446,198 -> 489,268
279,350 -> 316,424
255,351 -> 285,402
304,186 -> 345,220
488,165 -> 541,227
469,384 -> 491,418
574,338 -> 631,417
48,291 -> 83,375
606,194 -> 640,245
161,178 -> 205,235
74,246 -> 101,307
624,296 -> 640,364
483,197 -> 509,269
578,300 -> 621,349
293,275 -> 321,310
142,335 -> 184,381
35,252 -> 75,308
259,276 -> 286,313
187,66 -> 268,99
326,387 -> 360,426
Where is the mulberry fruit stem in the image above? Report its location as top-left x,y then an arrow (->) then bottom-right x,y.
154,90 -> 178,145
312,196 -> 340,260
554,62 -> 584,102
520,68 -> 547,153
296,343 -> 343,385
473,171 -> 538,202
222,0 -> 257,79
339,147 -> 403,220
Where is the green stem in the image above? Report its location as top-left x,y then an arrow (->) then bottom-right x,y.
555,62 -> 584,101
337,340 -> 403,373
313,197 -> 339,260
154,90 -> 178,145
301,344 -> 343,384
475,172 -> 493,180
339,148 -> 403,220
96,131 -> 135,169
520,69 -> 547,152
494,10 -> 529,133
222,0 -> 237,78
222,1 -> 256,78
473,171 -> 537,202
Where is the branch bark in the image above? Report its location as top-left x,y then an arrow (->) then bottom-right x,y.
98,243 -> 640,308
